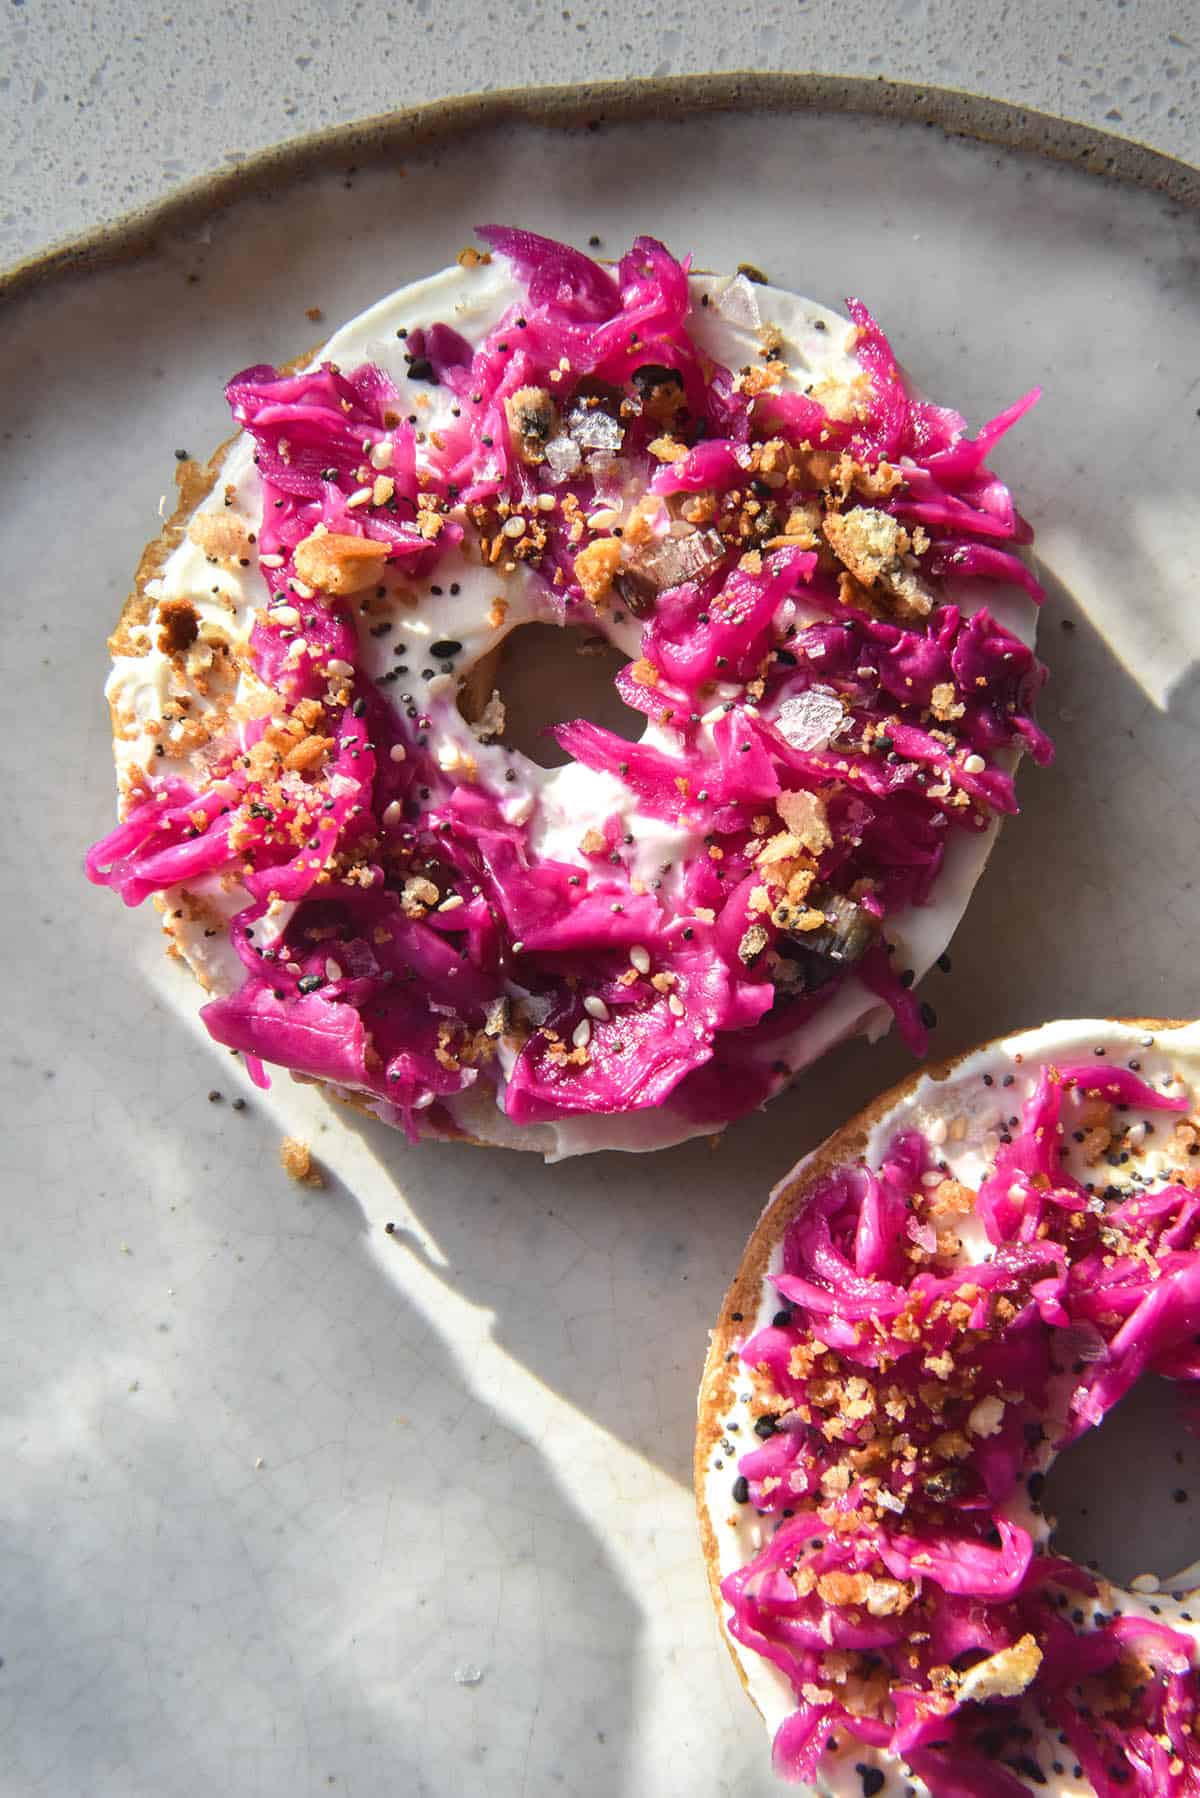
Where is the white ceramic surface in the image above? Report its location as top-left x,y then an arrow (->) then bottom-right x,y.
2,102 -> 1199,1797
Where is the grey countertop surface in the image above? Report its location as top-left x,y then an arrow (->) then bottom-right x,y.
2,0 -> 1197,270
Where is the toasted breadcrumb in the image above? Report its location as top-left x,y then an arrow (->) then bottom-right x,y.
573,538 -> 623,606
823,506 -> 933,620
280,1137 -> 325,1187
293,530 -> 389,595
956,1635 -> 1042,1704
156,597 -> 199,655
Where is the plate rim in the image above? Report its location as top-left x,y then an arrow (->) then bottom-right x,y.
2,69 -> 1198,307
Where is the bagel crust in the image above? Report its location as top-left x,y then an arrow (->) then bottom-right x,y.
696,1017 -> 1200,1796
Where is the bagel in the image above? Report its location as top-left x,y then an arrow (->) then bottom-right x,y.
89,229 -> 1047,1157
696,1017 -> 1200,1795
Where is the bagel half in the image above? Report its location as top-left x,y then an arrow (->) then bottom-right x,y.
696,1017 -> 1200,1796
93,236 -> 1045,1158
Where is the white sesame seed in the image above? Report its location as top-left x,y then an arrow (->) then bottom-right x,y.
584,995 -> 610,1022
963,753 -> 986,775
437,894 -> 465,912
347,486 -> 373,508
369,440 -> 394,469
668,993 -> 685,1017
325,958 -> 343,982
1130,1572 -> 1161,1594
389,744 -> 407,763
502,514 -> 527,538
535,493 -> 556,511
269,604 -> 300,628
629,945 -> 651,974
572,1018 -> 592,1049
326,658 -> 354,678
700,705 -> 727,726
587,506 -> 621,531
260,553 -> 285,568
511,940 -> 525,955
382,800 -> 403,827
290,579 -> 315,599
926,1116 -> 948,1146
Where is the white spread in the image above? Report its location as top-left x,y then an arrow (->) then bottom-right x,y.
702,1018 -> 1200,1796
103,254 -> 1037,1159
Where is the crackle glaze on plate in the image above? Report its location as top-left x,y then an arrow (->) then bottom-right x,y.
2,83 -> 1199,1798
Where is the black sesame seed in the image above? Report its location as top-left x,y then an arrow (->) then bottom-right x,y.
430,639 -> 463,658
732,1475 -> 750,1504
856,1769 -> 885,1798
753,1416 -> 777,1439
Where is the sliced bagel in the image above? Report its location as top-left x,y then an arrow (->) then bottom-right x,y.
697,1018 -> 1200,1795
91,234 -> 1046,1158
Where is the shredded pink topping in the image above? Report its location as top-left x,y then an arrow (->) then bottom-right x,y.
88,230 -> 1048,1140
719,1059 -> 1200,1795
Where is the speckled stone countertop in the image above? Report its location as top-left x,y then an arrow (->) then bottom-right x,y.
0,0 -> 1196,267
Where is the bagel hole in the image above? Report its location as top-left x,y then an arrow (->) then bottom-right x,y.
458,623 -> 643,770
1041,1375 -> 1200,1588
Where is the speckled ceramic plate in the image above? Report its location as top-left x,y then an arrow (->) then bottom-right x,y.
2,75 -> 1198,1798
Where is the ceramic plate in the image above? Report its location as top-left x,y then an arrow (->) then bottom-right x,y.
2,76 -> 1198,1798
